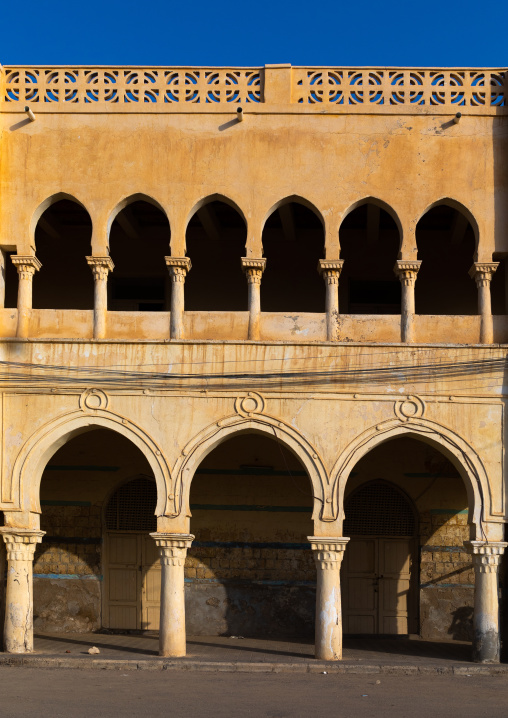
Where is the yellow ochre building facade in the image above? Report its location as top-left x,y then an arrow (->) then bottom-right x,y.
0,64 -> 507,662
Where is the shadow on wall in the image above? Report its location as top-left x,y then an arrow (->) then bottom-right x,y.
448,606 -> 473,641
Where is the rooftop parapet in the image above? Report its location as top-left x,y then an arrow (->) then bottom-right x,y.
0,64 -> 506,114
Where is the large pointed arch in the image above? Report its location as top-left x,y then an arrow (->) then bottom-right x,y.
185,193 -> 247,231
30,192 -> 91,244
340,196 -> 403,243
417,197 -> 479,247
11,410 -> 171,518
173,414 -> 328,522
107,193 -> 168,238
261,194 -> 324,232
330,418 -> 491,536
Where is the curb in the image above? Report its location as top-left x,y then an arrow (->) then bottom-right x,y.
0,656 -> 507,675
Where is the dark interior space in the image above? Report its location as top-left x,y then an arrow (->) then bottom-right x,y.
339,203 -> 401,314
261,201 -> 325,312
31,199 -> 93,310
415,204 -> 477,315
185,200 -> 247,311
109,200 -> 171,311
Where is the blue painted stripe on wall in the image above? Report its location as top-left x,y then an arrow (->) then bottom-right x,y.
192,541 -> 311,550
34,574 -> 103,580
421,583 -> 474,589
190,504 -> 311,513
430,509 -> 468,515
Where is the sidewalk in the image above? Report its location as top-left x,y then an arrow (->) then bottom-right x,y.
1,633 -> 507,674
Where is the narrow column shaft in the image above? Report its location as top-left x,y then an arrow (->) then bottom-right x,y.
86,256 -> 114,340
0,529 -> 44,653
241,258 -> 266,340
469,263 -> 499,344
467,541 -> 507,663
318,260 -> 343,341
150,533 -> 194,657
11,256 -> 41,339
394,261 -> 421,343
308,537 -> 349,660
165,257 -> 191,340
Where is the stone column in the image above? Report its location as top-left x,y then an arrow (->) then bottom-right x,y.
308,536 -> 349,660
318,260 -> 344,341
469,263 -> 498,344
150,532 -> 194,657
241,258 -> 266,340
394,260 -> 421,343
0,528 -> 44,653
10,255 -> 41,339
165,258 -> 191,341
86,256 -> 114,340
466,541 -> 507,663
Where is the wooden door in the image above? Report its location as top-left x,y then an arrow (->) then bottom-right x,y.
342,536 -> 413,635
105,532 -> 161,630
141,535 -> 161,630
106,533 -> 141,629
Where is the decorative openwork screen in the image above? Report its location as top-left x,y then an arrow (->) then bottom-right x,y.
2,68 -> 262,105
293,69 -> 506,107
105,476 -> 157,532
344,480 -> 416,537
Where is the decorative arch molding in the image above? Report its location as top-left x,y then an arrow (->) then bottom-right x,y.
261,195 -> 325,231
30,192 -> 91,243
10,410 -> 171,517
174,414 -> 329,522
330,418 -> 491,533
339,196 -> 403,241
185,193 -> 248,231
107,193 -> 169,237
416,197 -> 480,246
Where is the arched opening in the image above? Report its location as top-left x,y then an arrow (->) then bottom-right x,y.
32,199 -> 93,309
33,428 -> 160,634
415,203 -> 477,314
342,437 -> 473,643
187,433 -> 314,639
339,202 -> 401,313
185,199 -> 246,310
109,199 -> 171,311
261,200 -> 324,312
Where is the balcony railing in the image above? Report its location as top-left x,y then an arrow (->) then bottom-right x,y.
1,65 -> 506,113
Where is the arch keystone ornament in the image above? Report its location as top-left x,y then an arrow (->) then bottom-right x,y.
394,395 -> 425,422
235,392 -> 266,417
79,388 -> 109,412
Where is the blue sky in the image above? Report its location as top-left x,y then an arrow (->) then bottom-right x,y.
2,0 -> 506,67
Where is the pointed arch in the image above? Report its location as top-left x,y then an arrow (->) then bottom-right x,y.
30,193 -> 91,243
262,195 -> 324,232
417,197 -> 479,246
340,196 -> 403,241
330,418 -> 490,536
173,414 -> 327,522
11,410 -> 171,518
107,193 -> 168,237
185,193 -> 247,231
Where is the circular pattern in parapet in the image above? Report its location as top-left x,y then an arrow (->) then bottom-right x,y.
394,395 -> 425,422
79,387 -> 109,412
235,391 -> 266,418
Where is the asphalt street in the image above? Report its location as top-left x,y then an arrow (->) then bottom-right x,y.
0,668 -> 507,718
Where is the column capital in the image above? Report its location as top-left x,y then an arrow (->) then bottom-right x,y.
465,541 -> 508,572
0,528 -> 45,561
318,259 -> 344,285
150,532 -> 194,566
469,262 -> 499,286
165,257 -> 192,283
241,257 -> 266,284
308,536 -> 350,569
11,255 -> 42,278
394,260 -> 422,286
86,255 -> 114,280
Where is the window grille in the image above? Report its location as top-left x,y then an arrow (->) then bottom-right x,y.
344,481 -> 415,536
105,476 -> 157,531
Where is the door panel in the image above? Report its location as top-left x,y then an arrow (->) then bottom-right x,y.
106,533 -> 141,630
343,536 -> 413,635
141,535 -> 161,630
